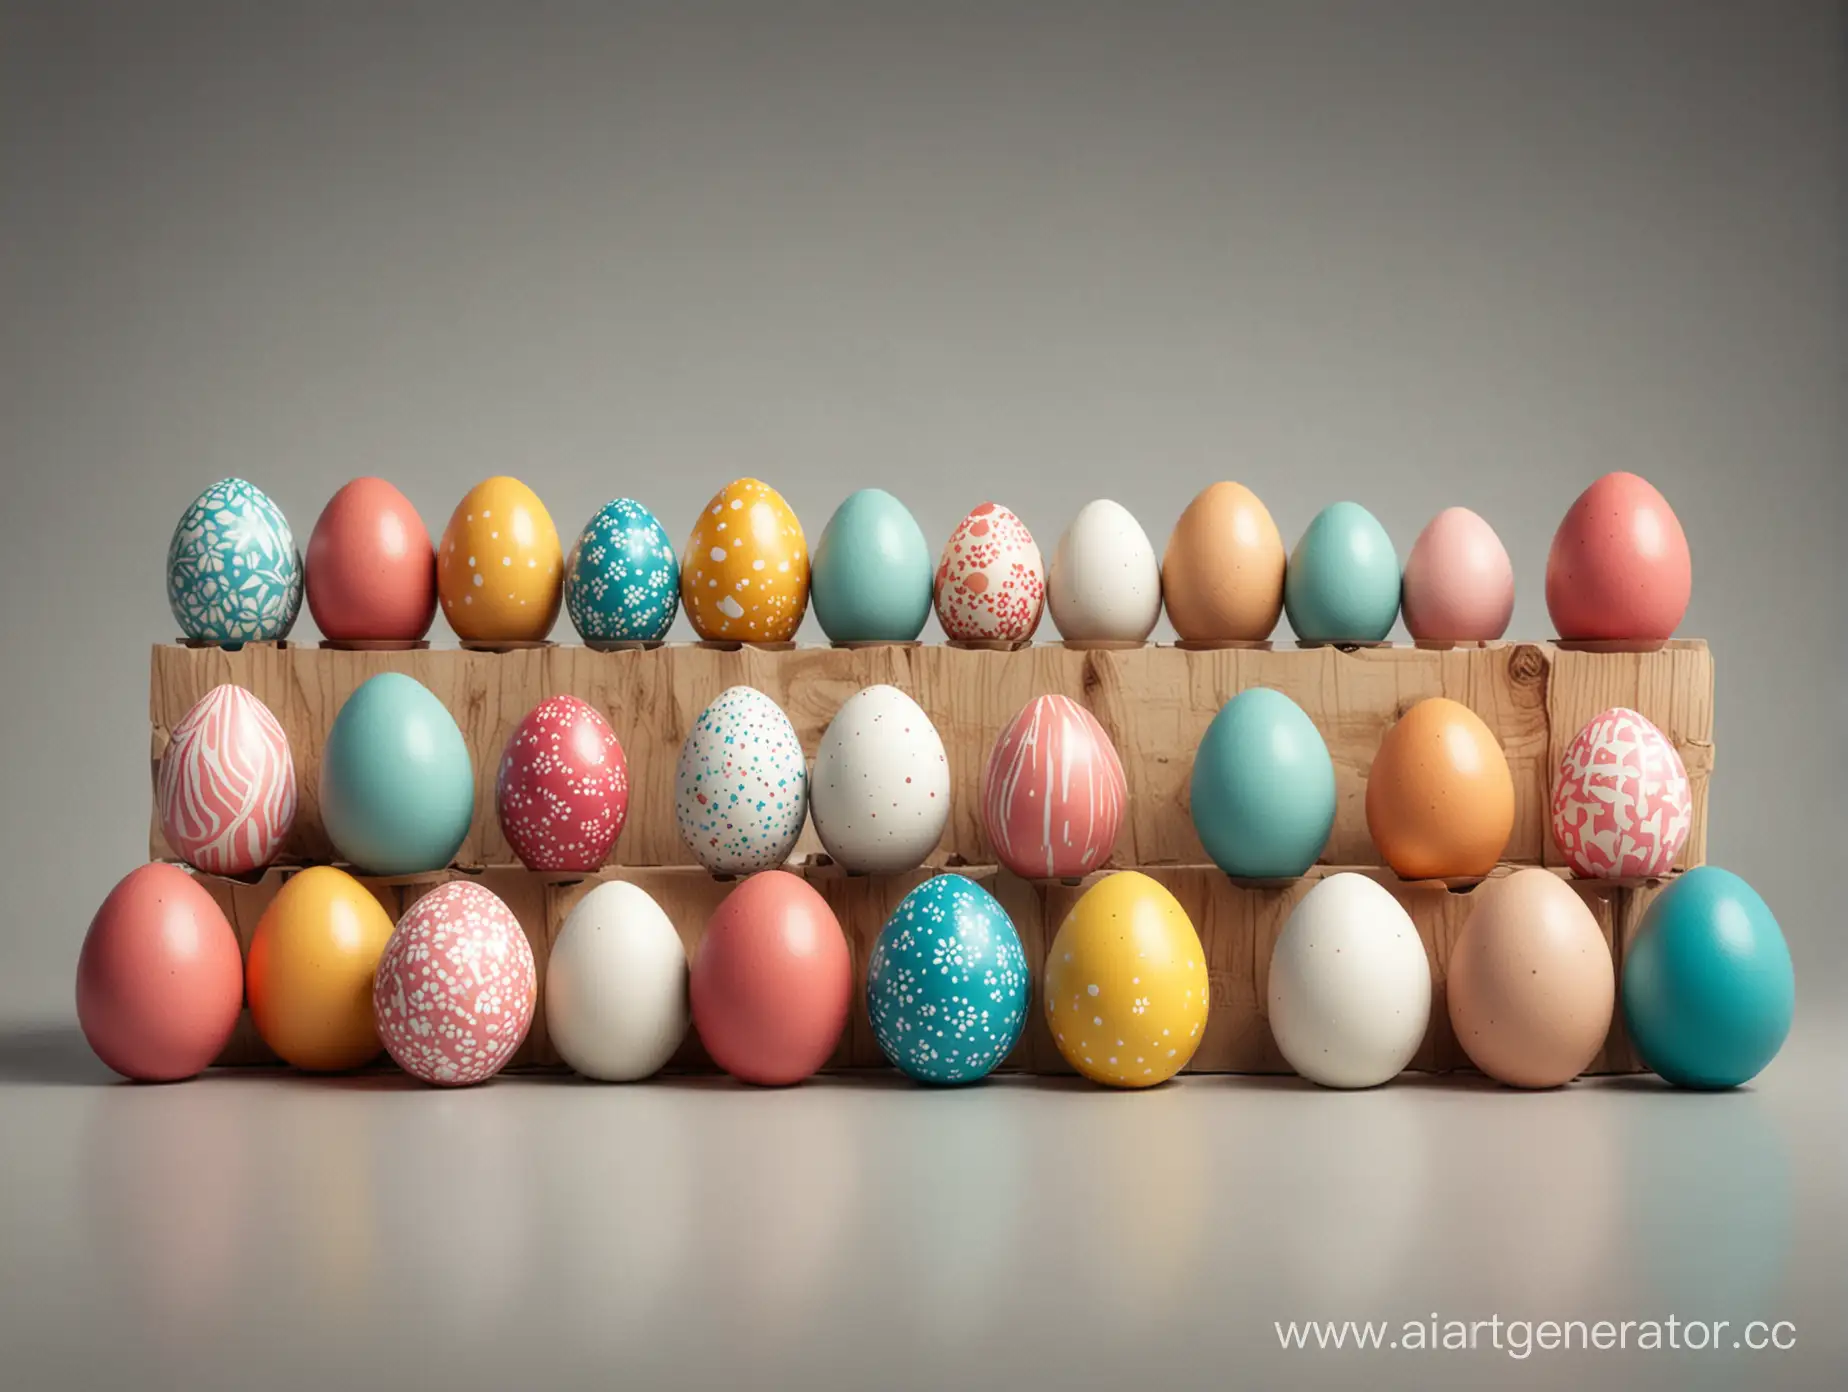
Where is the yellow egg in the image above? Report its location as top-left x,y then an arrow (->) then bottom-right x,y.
246,867 -> 396,1071
1045,871 -> 1209,1088
681,478 -> 809,642
437,476 -> 564,642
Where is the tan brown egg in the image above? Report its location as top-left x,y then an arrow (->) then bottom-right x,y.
1365,697 -> 1514,880
1160,482 -> 1286,642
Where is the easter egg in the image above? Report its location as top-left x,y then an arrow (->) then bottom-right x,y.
1044,871 -> 1208,1088
546,880 -> 689,1082
689,870 -> 852,1085
809,488 -> 933,643
437,476 -> 564,643
305,477 -> 437,643
1400,507 -> 1514,642
1621,867 -> 1793,1089
1190,688 -> 1334,880
373,880 -> 537,1086
1546,472 -> 1692,643
245,866 -> 395,1071
166,478 -> 303,646
321,673 -> 474,875
1551,707 -> 1692,879
934,502 -> 1044,643
495,695 -> 629,873
1047,499 -> 1162,642
810,685 -> 950,874
981,694 -> 1125,880
564,497 -> 680,645
1284,502 -> 1401,644
75,863 -> 244,1081
866,874 -> 1030,1084
674,686 -> 809,875
157,684 -> 297,875
1160,481 -> 1287,643
680,478 -> 809,642
1366,697 -> 1514,879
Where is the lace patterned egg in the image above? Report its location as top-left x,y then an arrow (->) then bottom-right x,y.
1551,707 -> 1691,879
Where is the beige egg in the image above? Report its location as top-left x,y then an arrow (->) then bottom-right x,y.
1160,482 -> 1286,642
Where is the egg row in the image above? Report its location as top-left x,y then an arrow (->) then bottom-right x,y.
166,470 -> 1693,650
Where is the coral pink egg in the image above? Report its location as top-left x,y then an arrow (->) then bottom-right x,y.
158,684 -> 297,875
935,502 -> 1044,642
1551,707 -> 1691,879
1545,473 -> 1692,642
1401,507 -> 1515,642
306,477 -> 437,642
981,695 -> 1126,879
495,695 -> 629,872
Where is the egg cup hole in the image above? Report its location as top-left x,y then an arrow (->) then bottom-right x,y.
457,638 -> 557,653
1410,638 -> 1501,651
1170,639 -> 1274,651
946,638 -> 1034,652
176,637 -> 294,651
319,639 -> 431,651
582,639 -> 667,652
828,640 -> 924,649
1058,639 -> 1151,651
1293,639 -> 1395,651
1551,637 -> 1671,653
693,640 -> 798,652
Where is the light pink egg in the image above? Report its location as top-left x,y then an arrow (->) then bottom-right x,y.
935,502 -> 1044,642
1400,506 -> 1515,642
982,694 -> 1126,879
1551,707 -> 1691,879
157,684 -> 297,875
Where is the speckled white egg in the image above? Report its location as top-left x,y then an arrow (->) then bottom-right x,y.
674,686 -> 809,875
810,685 -> 950,874
1047,499 -> 1162,642
546,880 -> 689,1081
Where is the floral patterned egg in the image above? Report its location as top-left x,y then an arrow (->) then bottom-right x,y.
166,478 -> 303,646
157,684 -> 297,875
1551,707 -> 1692,879
564,497 -> 680,644
935,502 -> 1044,642
373,881 -> 537,1086
982,694 -> 1126,880
437,476 -> 564,643
680,478 -> 809,642
495,695 -> 630,873
674,686 -> 809,874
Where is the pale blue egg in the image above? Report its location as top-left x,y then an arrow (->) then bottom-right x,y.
1191,687 -> 1335,879
810,488 -> 933,643
166,478 -> 303,646
320,673 -> 475,875
1284,501 -> 1400,644
565,498 -> 680,644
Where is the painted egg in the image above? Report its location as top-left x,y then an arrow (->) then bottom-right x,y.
934,502 -> 1044,643
1044,871 -> 1208,1088
1190,687 -> 1334,880
674,686 -> 808,875
1160,481 -> 1286,643
1365,697 -> 1514,880
680,478 -> 809,642
1268,872 -> 1431,1088
158,683 -> 297,875
689,870 -> 852,1085
246,866 -> 395,1071
1546,472 -> 1692,643
75,863 -> 244,1081
810,685 -> 950,874
1047,499 -> 1162,642
1284,501 -> 1401,644
866,873 -> 1030,1084
373,880 -> 537,1086
564,497 -> 680,645
437,476 -> 564,643
305,477 -> 437,642
1551,707 -> 1692,879
321,673 -> 474,875
546,880 -> 689,1082
1400,507 -> 1514,642
495,695 -> 629,873
981,694 -> 1125,880
809,488 -> 933,643
166,477 -> 303,646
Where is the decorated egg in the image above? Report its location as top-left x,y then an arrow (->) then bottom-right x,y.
1284,502 -> 1400,644
1044,871 -> 1208,1088
1400,507 -> 1514,642
689,870 -> 852,1085
321,673 -> 474,875
934,502 -> 1044,643
1551,707 -> 1692,879
1160,481 -> 1286,643
981,694 -> 1125,880
166,478 -> 303,646
546,880 -> 689,1082
495,695 -> 629,873
373,880 -> 537,1086
809,488 -> 933,643
1365,697 -> 1514,879
246,866 -> 395,1071
437,476 -> 564,643
1189,687 -> 1334,880
157,684 -> 297,875
1047,499 -> 1162,642
564,497 -> 680,645
674,686 -> 808,875
305,477 -> 437,642
1546,472 -> 1692,643
866,874 -> 1030,1084
811,685 -> 950,874
75,863 -> 244,1081
680,478 -> 809,642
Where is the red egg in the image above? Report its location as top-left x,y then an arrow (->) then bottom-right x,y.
1545,473 -> 1692,643
982,694 -> 1126,879
495,695 -> 630,872
690,871 -> 852,1086
306,477 -> 438,642
75,863 -> 245,1081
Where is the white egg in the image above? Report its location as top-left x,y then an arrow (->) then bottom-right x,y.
674,685 -> 809,875
1268,872 -> 1432,1088
810,684 -> 950,873
545,881 -> 690,1081
1047,499 -> 1162,642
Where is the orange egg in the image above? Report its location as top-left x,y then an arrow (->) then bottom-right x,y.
681,478 -> 809,642
1160,481 -> 1286,642
1365,697 -> 1514,880
437,477 -> 563,642
246,867 -> 396,1071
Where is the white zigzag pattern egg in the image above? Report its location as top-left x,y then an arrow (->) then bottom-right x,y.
1550,706 -> 1691,879
157,684 -> 297,875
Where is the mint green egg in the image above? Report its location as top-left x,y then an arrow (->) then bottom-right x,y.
320,673 -> 474,875
1190,687 -> 1335,879
1284,501 -> 1401,643
810,489 -> 933,642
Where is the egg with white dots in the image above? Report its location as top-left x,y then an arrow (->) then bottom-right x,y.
809,685 -> 951,874
674,686 -> 809,875
1047,499 -> 1163,642
680,478 -> 809,642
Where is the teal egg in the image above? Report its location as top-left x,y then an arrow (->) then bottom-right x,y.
320,673 -> 474,874
1284,501 -> 1401,644
1622,867 -> 1794,1089
1190,688 -> 1335,879
564,498 -> 680,644
866,874 -> 1030,1084
810,488 -> 933,642
166,478 -> 303,646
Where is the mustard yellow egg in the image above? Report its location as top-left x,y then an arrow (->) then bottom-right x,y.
246,867 -> 396,1071
681,478 -> 809,642
1045,871 -> 1210,1088
438,476 -> 564,642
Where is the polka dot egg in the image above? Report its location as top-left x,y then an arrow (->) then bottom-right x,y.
935,502 -> 1045,642
1551,707 -> 1692,879
681,478 -> 809,642
166,477 -> 303,645
437,476 -> 564,643
674,685 -> 809,875
564,497 -> 680,644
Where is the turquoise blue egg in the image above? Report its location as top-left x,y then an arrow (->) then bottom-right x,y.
866,873 -> 1030,1084
564,498 -> 680,644
320,673 -> 475,875
810,488 -> 933,642
1621,867 -> 1794,1089
1190,688 -> 1335,879
165,478 -> 303,647
1283,501 -> 1401,644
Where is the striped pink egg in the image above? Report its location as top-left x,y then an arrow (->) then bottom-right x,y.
981,694 -> 1127,880
157,684 -> 297,875
1551,706 -> 1692,879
